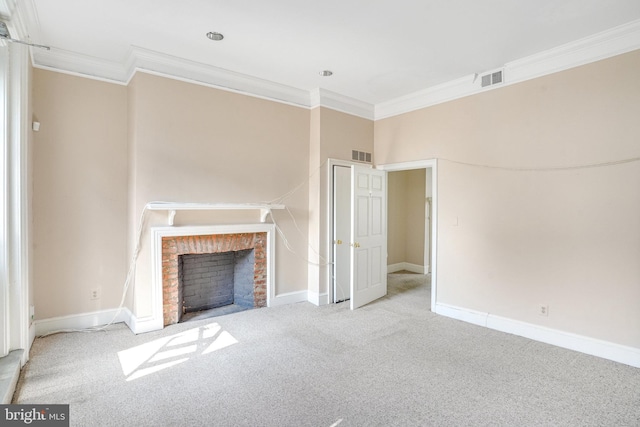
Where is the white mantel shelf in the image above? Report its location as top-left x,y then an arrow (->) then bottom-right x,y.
146,202 -> 285,225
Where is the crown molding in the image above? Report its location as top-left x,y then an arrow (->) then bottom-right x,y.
375,19 -> 640,120
13,0 -> 39,42
127,46 -> 313,108
30,43 -> 377,117
375,75 -> 475,120
18,9 -> 640,122
310,88 -> 374,120
32,48 -> 130,83
506,19 -> 640,85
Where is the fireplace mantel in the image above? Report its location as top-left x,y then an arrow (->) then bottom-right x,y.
146,202 -> 285,225
136,223 -> 276,333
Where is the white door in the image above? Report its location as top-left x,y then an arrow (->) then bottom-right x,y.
333,166 -> 351,302
350,165 -> 387,310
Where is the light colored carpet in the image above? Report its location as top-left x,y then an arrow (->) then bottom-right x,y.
13,274 -> 640,426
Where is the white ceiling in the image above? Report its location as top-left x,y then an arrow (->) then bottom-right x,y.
3,0 -> 640,112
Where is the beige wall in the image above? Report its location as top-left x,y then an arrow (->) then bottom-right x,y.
375,51 -> 640,348
307,107 -> 374,299
32,69 -> 129,319
387,172 -> 406,266
33,49 -> 638,351
388,169 -> 425,267
31,68 -> 375,321
404,169 -> 426,266
32,69 -> 312,320
128,72 -> 311,317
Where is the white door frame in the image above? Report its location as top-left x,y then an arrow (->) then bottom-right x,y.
0,39 -> 31,363
0,43 -> 8,358
332,164 -> 351,303
327,158 -> 367,304
377,159 -> 438,312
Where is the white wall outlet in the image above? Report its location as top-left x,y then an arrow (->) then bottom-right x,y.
90,288 -> 101,300
539,304 -> 549,316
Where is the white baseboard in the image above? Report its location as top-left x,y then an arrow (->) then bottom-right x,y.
307,291 -> 329,306
34,308 -> 130,337
122,309 -> 164,335
270,290 -> 308,306
388,262 -> 427,274
435,302 -> 640,368
435,303 -> 488,327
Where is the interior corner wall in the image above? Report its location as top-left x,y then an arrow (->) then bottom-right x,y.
128,72 -> 310,319
307,108 -> 322,298
388,170 -> 425,268
126,74 -> 139,312
387,172 -> 408,265
374,50 -> 640,349
32,68 -> 129,320
404,169 -> 425,266
32,69 -> 312,323
307,107 -> 374,301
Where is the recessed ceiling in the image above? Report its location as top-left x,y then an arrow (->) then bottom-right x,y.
5,0 -> 640,107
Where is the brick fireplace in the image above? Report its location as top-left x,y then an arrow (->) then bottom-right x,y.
149,224 -> 275,331
162,232 -> 267,326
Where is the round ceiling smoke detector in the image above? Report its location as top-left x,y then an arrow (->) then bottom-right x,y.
319,70 -> 333,77
206,32 -> 224,41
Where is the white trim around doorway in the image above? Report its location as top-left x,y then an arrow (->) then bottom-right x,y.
377,159 -> 438,312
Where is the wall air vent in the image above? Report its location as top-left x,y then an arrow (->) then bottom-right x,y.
480,69 -> 504,88
352,150 -> 372,163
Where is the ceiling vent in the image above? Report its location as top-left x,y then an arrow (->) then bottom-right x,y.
480,69 -> 504,88
352,150 -> 372,163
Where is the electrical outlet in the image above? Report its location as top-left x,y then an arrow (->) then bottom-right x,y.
539,304 -> 549,316
90,288 -> 101,300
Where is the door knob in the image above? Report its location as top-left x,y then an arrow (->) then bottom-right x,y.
351,242 -> 360,248
335,239 -> 343,245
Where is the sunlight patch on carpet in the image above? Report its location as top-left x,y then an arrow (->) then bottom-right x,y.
117,322 -> 238,381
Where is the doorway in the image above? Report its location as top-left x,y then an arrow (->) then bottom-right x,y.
332,165 -> 351,303
379,160 -> 437,311
330,162 -> 387,309
328,159 -> 437,311
387,168 -> 432,275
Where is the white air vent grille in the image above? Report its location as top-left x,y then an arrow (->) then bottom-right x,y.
352,150 -> 372,163
480,69 -> 504,88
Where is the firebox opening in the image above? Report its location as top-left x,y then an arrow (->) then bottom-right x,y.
178,249 -> 255,323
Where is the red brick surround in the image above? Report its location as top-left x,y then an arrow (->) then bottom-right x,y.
162,233 -> 267,326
